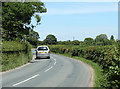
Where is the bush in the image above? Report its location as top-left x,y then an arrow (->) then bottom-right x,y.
49,44 -> 120,88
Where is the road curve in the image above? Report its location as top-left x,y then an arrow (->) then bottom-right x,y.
2,49 -> 93,87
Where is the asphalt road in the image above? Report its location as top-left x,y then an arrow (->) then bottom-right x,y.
2,49 -> 93,87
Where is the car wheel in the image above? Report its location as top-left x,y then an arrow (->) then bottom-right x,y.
36,55 -> 38,59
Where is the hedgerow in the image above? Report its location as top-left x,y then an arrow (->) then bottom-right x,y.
49,44 -> 120,88
2,41 -> 33,71
2,41 -> 31,52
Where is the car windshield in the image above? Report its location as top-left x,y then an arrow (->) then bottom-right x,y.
38,47 -> 48,51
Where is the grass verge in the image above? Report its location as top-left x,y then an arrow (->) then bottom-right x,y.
52,52 -> 103,87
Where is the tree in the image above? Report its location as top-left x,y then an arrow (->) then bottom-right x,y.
26,31 -> 40,46
44,34 -> 57,45
84,37 -> 95,46
2,2 -> 46,41
95,34 -> 111,45
27,37 -> 38,46
72,40 -> 80,45
110,35 -> 115,44
29,31 -> 40,40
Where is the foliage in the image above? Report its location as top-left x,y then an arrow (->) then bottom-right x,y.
110,35 -> 115,41
26,30 -> 40,47
2,41 -> 31,52
100,42 -> 120,88
44,34 -> 57,45
2,51 -> 32,71
2,2 -> 46,41
84,37 -> 95,46
1,2 -> 46,71
72,40 -> 80,45
49,44 -> 120,88
47,34 -> 113,46
57,40 -> 72,45
110,35 -> 116,44
2,41 -> 33,71
95,34 -> 111,45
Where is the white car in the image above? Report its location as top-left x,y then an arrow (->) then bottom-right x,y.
36,46 -> 50,59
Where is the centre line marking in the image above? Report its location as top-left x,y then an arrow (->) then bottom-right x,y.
44,66 -> 53,72
13,74 -> 39,86
54,59 -> 56,65
44,58 -> 56,72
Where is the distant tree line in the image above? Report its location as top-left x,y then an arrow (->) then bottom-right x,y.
38,34 -> 117,46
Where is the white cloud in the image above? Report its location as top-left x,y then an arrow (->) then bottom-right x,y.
43,4 -> 117,15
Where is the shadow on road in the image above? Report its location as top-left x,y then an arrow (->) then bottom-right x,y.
35,58 -> 49,60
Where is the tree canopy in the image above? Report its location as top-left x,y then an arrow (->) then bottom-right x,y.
2,2 -> 46,41
95,34 -> 111,45
110,35 -> 115,44
84,37 -> 95,46
26,30 -> 40,46
44,34 -> 57,45
72,40 -> 80,45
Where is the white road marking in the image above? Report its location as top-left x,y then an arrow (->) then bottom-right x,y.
44,58 -> 56,72
54,59 -> 56,65
13,74 -> 39,86
44,66 -> 53,72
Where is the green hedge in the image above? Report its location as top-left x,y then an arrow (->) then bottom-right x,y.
2,41 -> 33,71
2,51 -> 32,71
49,44 -> 120,88
2,41 -> 31,52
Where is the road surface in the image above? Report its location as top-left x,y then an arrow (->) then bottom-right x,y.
2,49 -> 93,87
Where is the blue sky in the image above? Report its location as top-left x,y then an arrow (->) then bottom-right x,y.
32,2 -> 118,41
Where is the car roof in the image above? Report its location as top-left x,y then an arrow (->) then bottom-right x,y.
37,46 -> 49,48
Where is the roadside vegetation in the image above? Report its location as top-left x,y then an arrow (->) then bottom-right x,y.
2,2 -> 47,71
41,34 -> 120,88
1,1 -> 120,88
2,41 -> 32,71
